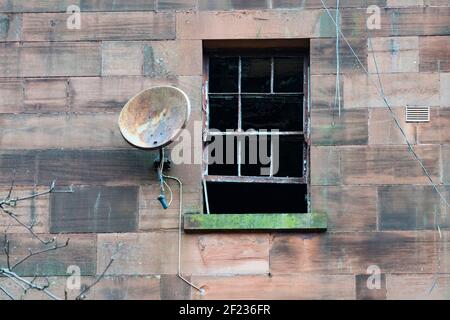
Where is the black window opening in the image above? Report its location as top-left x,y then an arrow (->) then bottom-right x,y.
203,53 -> 310,214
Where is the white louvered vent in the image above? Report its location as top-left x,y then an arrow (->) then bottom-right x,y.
406,106 -> 430,123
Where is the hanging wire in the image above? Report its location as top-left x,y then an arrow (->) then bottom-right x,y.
334,0 -> 342,120
162,173 -> 204,294
157,148 -> 202,293
319,0 -> 450,210
163,180 -> 173,207
367,32 -> 444,292
319,0 -> 449,294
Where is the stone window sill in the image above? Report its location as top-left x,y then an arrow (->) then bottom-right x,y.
183,213 -> 327,232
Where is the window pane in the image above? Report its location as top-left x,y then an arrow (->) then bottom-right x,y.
241,95 -> 303,131
274,58 -> 303,92
273,136 -> 304,178
209,57 -> 238,93
207,136 -> 238,176
241,58 -> 271,93
241,136 -> 271,177
208,95 -> 238,131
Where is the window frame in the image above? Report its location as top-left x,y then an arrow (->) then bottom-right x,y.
201,51 -> 311,214
183,45 -> 328,233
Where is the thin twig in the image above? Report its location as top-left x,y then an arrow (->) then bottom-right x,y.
20,275 -> 38,299
0,172 -> 78,300
3,234 -> 10,270
0,284 -> 15,300
13,181 -> 56,203
0,207 -> 53,245
76,258 -> 115,300
10,238 -> 70,271
0,180 -> 58,207
0,177 -> 74,245
6,169 -> 16,201
0,179 -> 57,244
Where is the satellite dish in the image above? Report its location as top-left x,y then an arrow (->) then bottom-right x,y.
118,86 -> 191,150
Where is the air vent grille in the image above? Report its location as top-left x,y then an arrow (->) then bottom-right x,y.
406,106 -> 430,123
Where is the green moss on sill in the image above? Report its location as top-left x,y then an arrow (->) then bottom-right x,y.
183,213 -> 327,232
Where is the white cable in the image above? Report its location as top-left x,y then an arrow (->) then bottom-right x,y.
163,180 -> 173,207
319,0 -> 448,295
158,147 -> 202,292
319,0 -> 450,210
334,0 -> 342,118
162,173 -> 203,293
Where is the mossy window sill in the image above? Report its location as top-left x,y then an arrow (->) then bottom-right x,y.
183,213 -> 327,232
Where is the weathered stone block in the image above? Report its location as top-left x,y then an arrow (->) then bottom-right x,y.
378,185 -> 450,231
344,73 -> 439,109
311,185 -> 377,231
368,107 -> 416,145
22,12 -> 175,41
97,232 -> 178,275
0,42 -> 101,77
182,233 -> 270,275
368,37 -> 419,73
191,274 -> 356,300
176,10 -> 326,39
24,78 -> 68,112
50,186 -> 139,233
311,109 -> 369,146
270,232 -> 450,274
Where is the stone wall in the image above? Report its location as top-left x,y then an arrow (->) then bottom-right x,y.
0,0 -> 449,299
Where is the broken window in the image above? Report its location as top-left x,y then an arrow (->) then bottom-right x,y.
203,52 -> 309,214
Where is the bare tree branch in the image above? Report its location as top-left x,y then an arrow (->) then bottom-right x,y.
0,283 -> 15,300
10,238 -> 70,271
0,170 -> 113,300
0,177 -> 73,245
76,257 -> 115,300
0,173 -> 71,300
6,169 -> 16,201
3,234 -> 10,270
0,207 -> 53,245
0,269 -> 62,300
20,275 -> 38,298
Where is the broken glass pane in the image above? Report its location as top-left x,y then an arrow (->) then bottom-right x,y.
207,136 -> 238,176
241,57 -> 271,93
241,135 -> 272,177
241,95 -> 303,131
208,95 -> 238,131
274,136 -> 304,178
209,57 -> 239,93
274,57 -> 303,93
